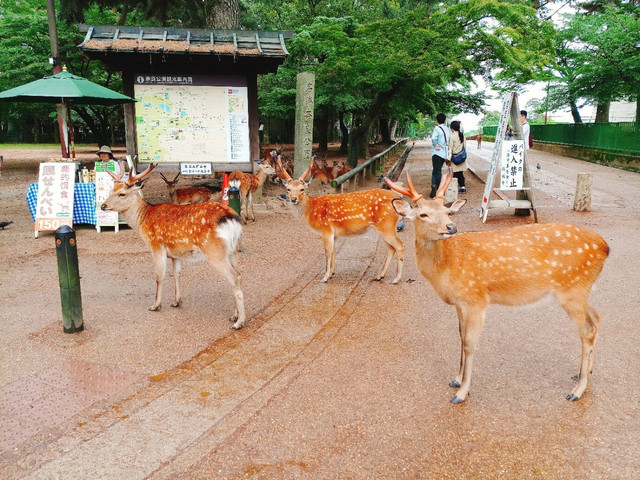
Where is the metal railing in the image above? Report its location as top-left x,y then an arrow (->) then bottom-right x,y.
331,138 -> 407,190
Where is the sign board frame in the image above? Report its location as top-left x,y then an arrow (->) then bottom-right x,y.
480,92 -> 538,223
34,162 -> 77,238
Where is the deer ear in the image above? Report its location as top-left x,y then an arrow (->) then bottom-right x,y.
448,199 -> 467,214
392,198 -> 414,219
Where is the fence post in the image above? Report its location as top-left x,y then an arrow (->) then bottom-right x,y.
573,172 -> 592,211
55,226 -> 84,333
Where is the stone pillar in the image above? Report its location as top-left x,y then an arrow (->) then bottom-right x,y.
573,172 -> 592,211
445,178 -> 459,204
294,72 -> 315,178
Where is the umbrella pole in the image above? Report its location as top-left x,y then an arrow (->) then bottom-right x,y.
66,100 -> 76,159
56,104 -> 69,158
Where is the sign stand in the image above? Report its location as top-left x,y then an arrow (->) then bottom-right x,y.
480,92 -> 538,223
35,162 -> 77,238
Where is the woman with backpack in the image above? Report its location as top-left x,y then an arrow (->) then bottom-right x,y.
446,120 -> 468,194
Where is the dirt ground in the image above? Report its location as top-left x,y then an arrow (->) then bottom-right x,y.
1,141 -> 640,479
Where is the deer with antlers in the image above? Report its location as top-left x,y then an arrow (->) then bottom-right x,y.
279,158 -> 405,283
229,163 -> 276,223
384,169 -> 609,403
159,172 -> 219,205
103,162 -> 247,330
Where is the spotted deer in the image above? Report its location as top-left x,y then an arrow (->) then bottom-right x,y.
103,163 -> 246,329
279,158 -> 405,283
384,169 -> 609,403
229,163 -> 276,223
159,172 -> 220,205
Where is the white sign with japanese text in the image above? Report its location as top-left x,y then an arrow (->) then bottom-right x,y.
500,140 -> 525,190
95,162 -> 119,228
35,162 -> 76,232
180,163 -> 212,175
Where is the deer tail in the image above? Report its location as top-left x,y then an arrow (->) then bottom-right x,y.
217,214 -> 242,254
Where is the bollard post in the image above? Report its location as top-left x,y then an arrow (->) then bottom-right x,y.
444,178 -> 459,205
54,226 -> 84,333
229,185 -> 241,216
573,172 -> 592,211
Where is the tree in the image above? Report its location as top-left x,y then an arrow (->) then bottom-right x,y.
205,0 -> 240,29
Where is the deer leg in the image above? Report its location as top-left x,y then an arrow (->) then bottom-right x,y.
150,249 -> 167,311
556,291 -> 598,401
321,231 -> 335,282
330,243 -> 337,277
171,258 -> 182,307
248,191 -> 256,222
450,305 -> 466,388
452,307 -> 485,404
206,249 -> 246,330
377,227 -> 404,284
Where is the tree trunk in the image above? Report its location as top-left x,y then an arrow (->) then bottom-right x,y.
205,0 -> 241,29
339,112 -> 349,153
317,106 -> 329,152
389,119 -> 399,140
570,100 -> 583,124
636,95 -> 640,122
595,101 -> 609,123
346,90 -> 393,167
379,116 -> 392,143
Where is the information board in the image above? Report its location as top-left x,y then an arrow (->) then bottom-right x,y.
500,140 -> 525,190
35,162 -> 76,236
134,75 -> 249,165
95,162 -> 119,231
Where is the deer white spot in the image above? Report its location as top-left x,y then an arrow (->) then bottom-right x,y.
592,243 -> 599,249
468,280 -> 475,286
577,248 -> 583,253
553,249 -> 559,255
551,261 -> 557,267
555,231 -> 561,237
584,243 -> 590,250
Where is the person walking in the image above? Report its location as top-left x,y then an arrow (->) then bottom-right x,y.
430,113 -> 449,198
447,120 -> 468,194
521,110 -> 531,150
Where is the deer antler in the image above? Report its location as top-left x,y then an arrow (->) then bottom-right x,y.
435,168 -> 453,199
105,160 -> 126,183
159,172 -> 169,183
384,170 -> 423,202
299,159 -> 313,182
173,172 -> 181,182
126,163 -> 157,186
276,155 -> 292,182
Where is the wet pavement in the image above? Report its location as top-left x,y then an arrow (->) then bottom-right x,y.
1,141 -> 640,478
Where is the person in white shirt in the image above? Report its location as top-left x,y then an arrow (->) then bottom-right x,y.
430,113 -> 450,198
521,110 -> 530,150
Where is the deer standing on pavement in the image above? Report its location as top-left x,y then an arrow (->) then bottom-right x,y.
103,163 -> 247,329
279,158 -> 405,284
384,169 -> 609,403
229,163 -> 276,223
159,172 -> 219,205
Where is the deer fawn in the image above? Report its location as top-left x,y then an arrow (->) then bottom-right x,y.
159,172 -> 219,205
385,169 -> 609,403
229,163 -> 276,223
279,158 -> 405,283
103,163 -> 247,329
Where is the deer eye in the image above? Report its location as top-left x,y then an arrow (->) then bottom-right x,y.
119,193 -> 126,197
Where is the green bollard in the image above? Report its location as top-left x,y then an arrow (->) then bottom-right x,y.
229,186 -> 241,216
54,226 -> 84,333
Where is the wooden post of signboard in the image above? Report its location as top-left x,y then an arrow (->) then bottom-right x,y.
122,71 -> 138,163
480,92 -> 537,223
294,72 -> 315,178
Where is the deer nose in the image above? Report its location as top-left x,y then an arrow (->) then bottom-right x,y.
101,204 -> 107,211
291,198 -> 298,205
446,224 -> 457,235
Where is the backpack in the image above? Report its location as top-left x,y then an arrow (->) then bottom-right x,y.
528,130 -> 533,148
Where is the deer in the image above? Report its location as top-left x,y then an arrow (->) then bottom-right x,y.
159,172 -> 220,205
279,157 -> 405,284
384,168 -> 609,404
229,163 -> 277,223
103,162 -> 247,330
309,155 -> 334,184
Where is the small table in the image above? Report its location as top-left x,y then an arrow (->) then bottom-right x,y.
27,182 -> 97,226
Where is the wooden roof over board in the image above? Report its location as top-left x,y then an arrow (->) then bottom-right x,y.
78,24 -> 292,74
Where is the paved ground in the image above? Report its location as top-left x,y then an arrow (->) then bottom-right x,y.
1,141 -> 639,478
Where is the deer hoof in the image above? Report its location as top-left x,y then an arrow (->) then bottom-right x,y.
171,301 -> 182,308
567,393 -> 580,402
449,380 -> 461,388
230,322 -> 244,330
373,277 -> 383,282
451,396 -> 465,404
390,279 -> 400,285
149,305 -> 161,312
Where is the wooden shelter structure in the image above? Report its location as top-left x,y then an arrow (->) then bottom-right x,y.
78,24 -> 292,172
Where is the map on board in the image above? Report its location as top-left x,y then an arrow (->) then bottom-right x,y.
134,75 -> 250,164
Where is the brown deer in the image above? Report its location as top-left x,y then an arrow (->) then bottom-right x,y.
229,163 -> 277,223
309,155 -> 334,184
159,172 -> 219,205
384,169 -> 609,403
279,158 -> 405,284
103,163 -> 247,330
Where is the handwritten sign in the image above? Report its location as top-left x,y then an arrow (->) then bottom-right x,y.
35,162 -> 76,233
95,162 -> 119,229
180,163 -> 212,175
500,140 -> 525,190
